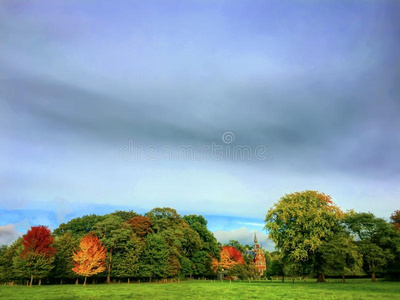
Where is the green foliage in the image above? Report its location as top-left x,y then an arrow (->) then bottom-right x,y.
187,219 -> 220,258
344,212 -> 400,280
139,233 -> 169,279
179,257 -> 193,277
93,215 -> 125,282
14,252 -> 55,280
109,210 -> 138,222
265,190 -> 343,277
111,233 -> 143,279
52,233 -> 78,280
225,240 -> 246,253
267,251 -> 286,280
319,232 -> 363,278
53,214 -> 105,237
0,239 -> 23,282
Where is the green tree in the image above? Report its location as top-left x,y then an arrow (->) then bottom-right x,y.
146,208 -> 182,233
265,190 -> 343,282
320,232 -> 362,282
54,214 -> 105,237
111,228 -> 144,283
0,239 -> 23,283
179,257 -> 193,278
184,215 -> 220,258
184,214 -> 221,276
93,214 -> 125,283
52,233 -> 78,284
344,212 -> 400,281
0,245 -> 8,283
139,233 -> 169,281
225,240 -> 246,253
267,251 -> 286,282
13,252 -> 54,285
109,210 -> 138,222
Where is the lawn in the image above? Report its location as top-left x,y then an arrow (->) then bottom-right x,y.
1,279 -> 399,300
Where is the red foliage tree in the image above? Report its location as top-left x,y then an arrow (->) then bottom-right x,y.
126,216 -> 153,237
219,246 -> 244,270
391,210 -> 400,231
22,226 -> 56,258
72,234 -> 107,286
21,226 -> 56,286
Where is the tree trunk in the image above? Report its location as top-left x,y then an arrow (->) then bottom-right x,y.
317,274 -> 326,283
75,278 -> 79,285
38,279 -> 41,286
128,278 -> 130,284
84,276 -> 87,286
60,279 -> 63,285
342,274 -> 346,283
30,274 -> 33,287
106,251 -> 112,284
372,272 -> 376,282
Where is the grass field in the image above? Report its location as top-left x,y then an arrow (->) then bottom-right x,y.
1,279 -> 399,300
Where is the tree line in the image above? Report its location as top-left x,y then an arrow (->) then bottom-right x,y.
1,191 -> 399,285
0,208 -> 221,286
264,191 -> 400,282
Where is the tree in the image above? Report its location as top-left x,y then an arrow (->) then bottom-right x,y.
93,214 -> 124,283
225,240 -> 246,253
183,214 -> 221,276
146,207 -> 182,233
52,233 -> 78,284
390,210 -> 400,231
0,239 -> 23,284
138,233 -> 169,281
0,245 -> 7,283
19,226 -> 56,286
110,228 -> 143,283
265,190 -> 343,282
126,216 -> 153,238
344,212 -> 400,281
72,234 -> 107,286
219,246 -> 244,271
109,210 -> 138,222
267,251 -> 286,282
179,257 -> 193,278
54,214 -> 105,238
319,232 -> 362,282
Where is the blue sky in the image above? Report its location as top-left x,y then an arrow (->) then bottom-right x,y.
1,0 -> 399,248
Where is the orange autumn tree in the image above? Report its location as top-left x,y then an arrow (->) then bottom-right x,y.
219,246 -> 244,271
72,234 -> 107,286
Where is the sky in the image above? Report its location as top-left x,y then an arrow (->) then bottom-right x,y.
1,0 -> 399,249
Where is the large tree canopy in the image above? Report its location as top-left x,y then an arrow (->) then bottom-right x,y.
265,190 -> 343,281
344,212 -> 400,281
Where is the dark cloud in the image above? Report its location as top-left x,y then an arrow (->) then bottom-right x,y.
0,0 -> 399,225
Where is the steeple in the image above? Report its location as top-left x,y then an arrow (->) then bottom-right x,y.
254,233 -> 258,244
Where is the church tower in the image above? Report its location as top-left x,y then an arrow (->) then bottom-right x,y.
253,233 -> 266,276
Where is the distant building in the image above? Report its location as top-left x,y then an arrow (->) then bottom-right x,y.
244,233 -> 267,276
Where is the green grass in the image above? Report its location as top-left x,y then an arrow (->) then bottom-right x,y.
1,279 -> 399,300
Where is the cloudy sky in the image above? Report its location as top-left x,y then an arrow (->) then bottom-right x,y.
1,0 -> 399,249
